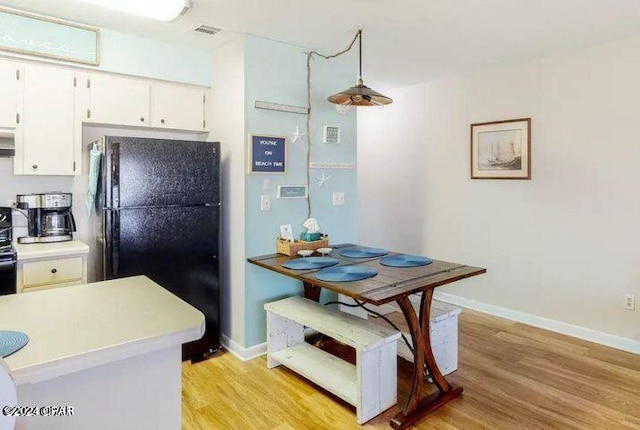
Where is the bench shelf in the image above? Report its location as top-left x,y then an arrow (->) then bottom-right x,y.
271,343 -> 357,405
265,296 -> 401,424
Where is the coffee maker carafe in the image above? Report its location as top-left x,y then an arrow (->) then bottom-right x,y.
16,193 -> 77,244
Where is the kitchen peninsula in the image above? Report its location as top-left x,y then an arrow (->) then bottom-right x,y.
0,276 -> 204,430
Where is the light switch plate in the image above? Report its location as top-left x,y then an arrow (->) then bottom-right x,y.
260,194 -> 271,211
332,192 -> 345,206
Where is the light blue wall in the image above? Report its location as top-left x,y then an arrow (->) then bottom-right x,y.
243,36 -> 358,346
99,29 -> 211,85
0,24 -> 211,85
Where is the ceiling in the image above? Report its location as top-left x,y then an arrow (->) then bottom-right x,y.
3,0 -> 640,90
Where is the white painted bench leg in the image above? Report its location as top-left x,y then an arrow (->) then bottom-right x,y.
356,341 -> 398,424
266,312 -> 304,369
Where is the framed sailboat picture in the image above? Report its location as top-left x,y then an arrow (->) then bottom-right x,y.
471,118 -> 531,179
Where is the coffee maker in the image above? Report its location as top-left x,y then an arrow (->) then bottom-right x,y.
16,193 -> 77,244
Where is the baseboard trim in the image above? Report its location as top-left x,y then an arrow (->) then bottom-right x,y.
433,292 -> 640,355
221,335 -> 267,362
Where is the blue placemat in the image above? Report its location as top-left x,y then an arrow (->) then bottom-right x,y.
339,247 -> 389,259
380,254 -> 433,268
0,331 -> 29,358
315,265 -> 378,282
282,257 -> 340,270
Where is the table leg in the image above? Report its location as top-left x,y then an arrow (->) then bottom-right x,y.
390,293 -> 463,429
303,282 -> 321,302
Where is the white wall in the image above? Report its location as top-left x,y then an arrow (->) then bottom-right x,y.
208,36 -> 246,346
357,84 -> 428,255
358,35 -> 640,347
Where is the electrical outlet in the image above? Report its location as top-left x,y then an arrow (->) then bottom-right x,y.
260,195 -> 271,211
625,294 -> 635,311
6,199 -> 15,208
332,192 -> 345,206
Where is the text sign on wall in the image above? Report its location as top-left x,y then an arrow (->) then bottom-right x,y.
277,185 -> 308,199
249,135 -> 287,174
0,7 -> 100,65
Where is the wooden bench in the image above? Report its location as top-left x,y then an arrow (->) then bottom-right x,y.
264,296 -> 401,424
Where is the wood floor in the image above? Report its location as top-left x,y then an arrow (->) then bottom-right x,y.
182,309 -> 640,429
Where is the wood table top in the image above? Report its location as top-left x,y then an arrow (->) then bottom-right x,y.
247,244 -> 486,306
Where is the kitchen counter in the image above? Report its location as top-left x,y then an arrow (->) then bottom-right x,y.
14,239 -> 89,261
0,276 -> 205,430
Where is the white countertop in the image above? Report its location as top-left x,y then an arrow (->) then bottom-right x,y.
0,276 -> 205,385
14,239 -> 90,261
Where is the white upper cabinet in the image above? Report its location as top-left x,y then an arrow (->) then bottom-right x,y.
85,74 -> 150,127
150,83 -> 206,131
0,57 -> 209,176
0,60 -> 21,128
18,65 -> 76,176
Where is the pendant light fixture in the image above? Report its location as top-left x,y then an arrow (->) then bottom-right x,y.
327,29 -> 392,107
81,0 -> 190,22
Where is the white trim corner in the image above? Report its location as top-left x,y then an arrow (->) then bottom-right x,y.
221,335 -> 267,362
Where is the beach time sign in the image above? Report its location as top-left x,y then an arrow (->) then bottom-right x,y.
248,134 -> 287,174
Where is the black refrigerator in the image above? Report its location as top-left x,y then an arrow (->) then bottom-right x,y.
94,136 -> 221,362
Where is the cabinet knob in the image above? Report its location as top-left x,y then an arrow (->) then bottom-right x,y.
32,164 -> 38,169
140,117 -> 145,122
160,119 -> 165,124
51,268 -> 57,274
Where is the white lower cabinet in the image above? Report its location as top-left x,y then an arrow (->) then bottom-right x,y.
15,241 -> 89,293
21,257 -> 83,291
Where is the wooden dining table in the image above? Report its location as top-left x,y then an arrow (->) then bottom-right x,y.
248,243 -> 486,429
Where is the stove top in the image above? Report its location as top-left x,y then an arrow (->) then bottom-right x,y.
0,242 -> 16,261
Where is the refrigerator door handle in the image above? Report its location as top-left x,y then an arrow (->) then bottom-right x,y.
104,209 -> 120,279
112,211 -> 120,278
107,141 -> 120,209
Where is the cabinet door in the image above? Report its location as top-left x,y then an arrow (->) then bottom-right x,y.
20,65 -> 75,175
151,82 -> 205,131
0,60 -> 21,127
87,74 -> 150,127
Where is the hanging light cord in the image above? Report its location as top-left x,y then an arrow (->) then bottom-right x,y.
305,29 -> 361,218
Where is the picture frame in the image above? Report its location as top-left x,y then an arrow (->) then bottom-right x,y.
248,134 -> 287,174
470,118 -> 531,180
0,6 -> 100,66
279,224 -> 294,242
277,185 -> 308,199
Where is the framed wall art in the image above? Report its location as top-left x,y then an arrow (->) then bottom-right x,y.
0,7 -> 100,65
470,117 -> 531,179
248,134 -> 287,174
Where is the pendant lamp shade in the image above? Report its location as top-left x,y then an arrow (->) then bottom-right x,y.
327,29 -> 392,107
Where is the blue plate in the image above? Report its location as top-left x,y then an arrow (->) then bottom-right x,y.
380,254 -> 433,268
315,265 -> 378,282
0,331 -> 29,358
282,257 -> 339,270
339,247 -> 389,259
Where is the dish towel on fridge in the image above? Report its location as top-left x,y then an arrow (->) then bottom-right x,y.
86,145 -> 102,216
